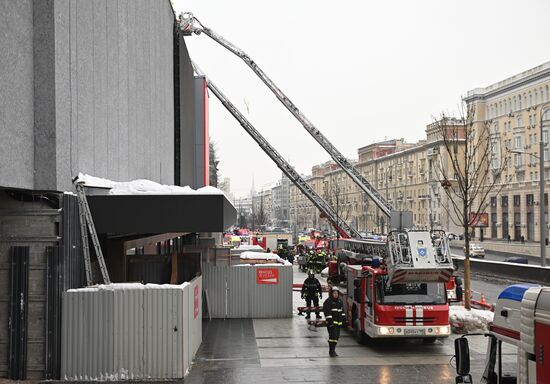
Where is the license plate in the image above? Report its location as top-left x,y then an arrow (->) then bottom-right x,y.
404,328 -> 426,336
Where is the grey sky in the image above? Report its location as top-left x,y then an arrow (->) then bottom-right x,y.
174,0 -> 550,198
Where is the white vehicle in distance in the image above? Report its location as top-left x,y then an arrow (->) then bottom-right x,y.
463,243 -> 485,258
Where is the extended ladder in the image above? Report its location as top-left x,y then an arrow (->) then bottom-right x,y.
74,180 -> 111,285
194,64 -> 361,239
179,13 -> 393,218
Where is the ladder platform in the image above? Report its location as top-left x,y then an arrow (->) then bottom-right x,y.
387,229 -> 454,284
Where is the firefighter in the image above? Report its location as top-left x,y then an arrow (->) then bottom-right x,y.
323,286 -> 345,357
301,270 -> 322,319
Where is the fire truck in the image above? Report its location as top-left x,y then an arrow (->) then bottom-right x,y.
337,229 -> 454,342
454,284 -> 550,383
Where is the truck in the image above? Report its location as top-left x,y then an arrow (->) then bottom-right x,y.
340,229 -> 453,342
454,284 -> 550,384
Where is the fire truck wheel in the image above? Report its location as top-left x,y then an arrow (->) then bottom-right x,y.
422,338 -> 436,344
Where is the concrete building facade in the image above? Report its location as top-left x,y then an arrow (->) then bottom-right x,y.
0,1 -> 235,379
465,62 -> 550,242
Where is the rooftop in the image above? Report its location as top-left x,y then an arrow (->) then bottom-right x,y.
466,61 -> 550,101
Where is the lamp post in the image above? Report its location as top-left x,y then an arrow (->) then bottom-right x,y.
539,103 -> 550,267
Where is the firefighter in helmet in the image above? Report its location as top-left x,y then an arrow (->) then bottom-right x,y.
301,270 -> 322,319
323,286 -> 346,357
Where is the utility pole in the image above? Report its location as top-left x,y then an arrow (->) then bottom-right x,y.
540,103 -> 550,267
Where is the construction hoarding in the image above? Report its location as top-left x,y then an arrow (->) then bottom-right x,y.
202,264 -> 292,319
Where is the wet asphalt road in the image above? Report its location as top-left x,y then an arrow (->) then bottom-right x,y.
185,266 -> 518,384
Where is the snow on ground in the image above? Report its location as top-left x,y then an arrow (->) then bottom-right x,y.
77,173 -> 224,196
449,305 -> 494,333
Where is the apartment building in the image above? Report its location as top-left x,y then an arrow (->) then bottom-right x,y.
465,62 -> 550,241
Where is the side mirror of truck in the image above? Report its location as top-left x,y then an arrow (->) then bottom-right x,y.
454,337 -> 471,376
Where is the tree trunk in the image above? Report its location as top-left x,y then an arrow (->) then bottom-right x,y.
463,222 -> 471,310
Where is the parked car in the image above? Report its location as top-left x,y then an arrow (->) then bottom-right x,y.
464,243 -> 485,258
448,233 -> 464,240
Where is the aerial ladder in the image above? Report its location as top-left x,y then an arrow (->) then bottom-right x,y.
180,15 -> 453,283
192,64 -> 361,239
179,13 -> 392,218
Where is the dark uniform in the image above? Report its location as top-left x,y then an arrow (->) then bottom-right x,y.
301,272 -> 322,319
323,288 -> 346,357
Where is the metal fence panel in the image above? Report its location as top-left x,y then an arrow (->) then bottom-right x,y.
250,265 -> 293,318
62,284 -> 194,380
114,286 -> 143,378
187,276 -> 202,360
202,264 -> 292,319
202,264 -> 228,318
228,266 -> 250,318
143,285 -> 186,378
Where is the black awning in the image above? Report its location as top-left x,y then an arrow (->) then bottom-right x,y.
86,194 -> 236,234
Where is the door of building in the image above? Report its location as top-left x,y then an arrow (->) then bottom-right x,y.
514,213 -> 521,241
527,212 -> 534,241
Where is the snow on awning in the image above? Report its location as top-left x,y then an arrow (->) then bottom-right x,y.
77,173 -> 236,234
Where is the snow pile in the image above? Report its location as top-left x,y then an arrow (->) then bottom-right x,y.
239,251 -> 291,266
77,173 -> 225,196
240,251 -> 279,260
235,244 -> 264,252
449,305 -> 494,333
67,282 -> 189,293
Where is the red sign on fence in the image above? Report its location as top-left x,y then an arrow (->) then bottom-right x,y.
194,285 -> 199,319
256,268 -> 279,285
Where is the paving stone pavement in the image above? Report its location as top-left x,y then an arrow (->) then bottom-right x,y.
184,266 -> 517,383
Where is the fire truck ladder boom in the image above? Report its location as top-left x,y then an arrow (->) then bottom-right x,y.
179,13 -> 393,218
194,64 -> 361,239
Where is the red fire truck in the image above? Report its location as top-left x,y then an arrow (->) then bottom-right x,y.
336,229 -> 454,342
345,261 -> 450,343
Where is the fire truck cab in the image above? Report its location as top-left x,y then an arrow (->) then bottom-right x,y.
345,259 -> 450,343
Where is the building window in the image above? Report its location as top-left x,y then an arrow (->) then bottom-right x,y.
517,115 -> 524,127
502,196 -> 508,207
491,196 -> 497,207
527,194 -> 534,206
513,195 -> 521,207
515,135 -> 523,149
545,148 -> 549,162
518,95 -> 521,109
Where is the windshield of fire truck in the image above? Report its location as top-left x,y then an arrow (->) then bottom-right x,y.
375,277 -> 447,305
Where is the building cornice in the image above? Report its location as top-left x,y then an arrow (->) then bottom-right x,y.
465,62 -> 550,103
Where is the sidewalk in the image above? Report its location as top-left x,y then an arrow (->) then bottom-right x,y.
184,266 -> 514,383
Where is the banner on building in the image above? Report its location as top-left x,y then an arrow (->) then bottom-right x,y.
469,212 -> 489,227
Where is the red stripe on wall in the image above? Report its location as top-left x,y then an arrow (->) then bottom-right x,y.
203,79 -> 210,186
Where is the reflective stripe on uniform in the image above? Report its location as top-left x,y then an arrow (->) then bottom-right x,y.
331,308 -> 342,312
325,315 -> 333,319
328,339 -> 338,343
333,321 -> 343,325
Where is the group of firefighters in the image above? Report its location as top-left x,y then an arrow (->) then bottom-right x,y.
301,270 -> 345,358
296,245 -> 332,273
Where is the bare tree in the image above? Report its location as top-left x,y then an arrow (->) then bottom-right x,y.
431,103 -> 507,309
327,181 -> 353,238
209,139 -> 219,187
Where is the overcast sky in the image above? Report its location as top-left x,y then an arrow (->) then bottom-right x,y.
173,0 -> 550,198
